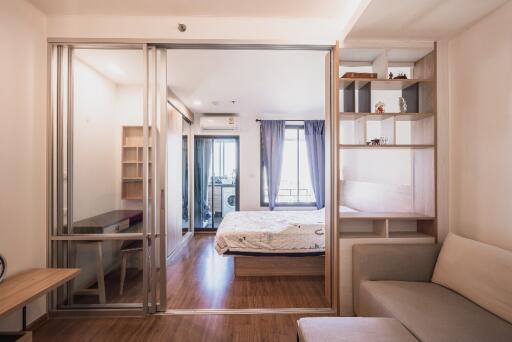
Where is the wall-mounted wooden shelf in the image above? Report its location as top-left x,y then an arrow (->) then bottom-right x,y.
340,112 -> 433,121
339,78 -> 432,90
339,212 -> 435,220
339,144 -> 434,149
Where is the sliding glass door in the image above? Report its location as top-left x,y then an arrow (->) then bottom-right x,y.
47,44 -> 167,314
194,136 -> 239,230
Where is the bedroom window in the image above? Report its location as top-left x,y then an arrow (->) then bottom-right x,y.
261,124 -> 316,207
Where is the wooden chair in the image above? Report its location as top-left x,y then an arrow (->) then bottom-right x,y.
119,240 -> 143,295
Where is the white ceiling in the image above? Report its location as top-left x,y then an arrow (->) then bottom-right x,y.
74,49 -> 144,86
347,0 -> 508,40
167,49 -> 326,115
73,48 -> 326,116
28,0 -> 355,18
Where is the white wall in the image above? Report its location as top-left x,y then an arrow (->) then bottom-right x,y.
192,112 -> 323,211
436,40 -> 450,242
448,1 -> 512,250
46,15 -> 340,43
73,59 -> 118,221
0,0 -> 47,330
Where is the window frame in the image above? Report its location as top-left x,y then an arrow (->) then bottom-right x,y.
260,124 -> 317,208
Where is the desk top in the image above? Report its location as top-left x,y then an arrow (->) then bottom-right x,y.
0,268 -> 80,318
73,210 -> 142,234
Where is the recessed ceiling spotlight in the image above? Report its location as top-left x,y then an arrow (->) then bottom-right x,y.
193,99 -> 202,106
231,100 -> 237,104
211,101 -> 219,106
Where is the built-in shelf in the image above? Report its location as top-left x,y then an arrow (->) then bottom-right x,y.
340,112 -> 433,121
122,126 -> 153,200
340,144 -> 434,149
388,231 -> 432,239
339,212 -> 435,220
339,78 -> 433,90
340,232 -> 384,239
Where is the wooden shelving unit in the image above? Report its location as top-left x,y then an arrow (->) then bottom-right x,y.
337,44 -> 437,241
121,126 -> 152,200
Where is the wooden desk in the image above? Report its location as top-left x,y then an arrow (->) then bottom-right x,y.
69,210 -> 142,304
72,210 -> 142,234
0,268 -> 80,331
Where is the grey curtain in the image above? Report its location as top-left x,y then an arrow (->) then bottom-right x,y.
260,120 -> 286,210
194,138 -> 212,227
304,120 -> 325,209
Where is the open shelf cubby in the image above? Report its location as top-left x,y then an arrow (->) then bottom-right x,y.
121,126 -> 152,200
340,214 -> 435,239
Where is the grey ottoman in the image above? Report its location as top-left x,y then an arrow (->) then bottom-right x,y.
297,317 -> 417,342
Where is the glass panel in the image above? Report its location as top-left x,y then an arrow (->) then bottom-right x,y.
263,126 -> 315,205
71,48 -> 145,236
298,128 -> 315,203
182,119 -> 191,235
278,128 -> 299,203
195,137 -> 238,229
194,137 -> 213,229
68,240 -> 144,305
53,47 -> 146,308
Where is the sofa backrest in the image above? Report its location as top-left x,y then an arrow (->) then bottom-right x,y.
432,233 -> 512,324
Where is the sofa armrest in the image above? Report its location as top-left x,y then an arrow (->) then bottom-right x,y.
352,243 -> 441,315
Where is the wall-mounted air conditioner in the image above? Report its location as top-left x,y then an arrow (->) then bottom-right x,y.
199,115 -> 239,130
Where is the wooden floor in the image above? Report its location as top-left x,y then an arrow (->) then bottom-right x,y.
166,235 -> 327,309
33,314 -> 320,342
74,234 -> 327,309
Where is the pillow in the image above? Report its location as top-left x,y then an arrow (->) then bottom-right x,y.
432,233 -> 512,324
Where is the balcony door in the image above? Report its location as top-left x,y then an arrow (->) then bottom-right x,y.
194,136 -> 240,230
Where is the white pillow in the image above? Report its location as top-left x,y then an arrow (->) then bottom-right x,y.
432,233 -> 512,324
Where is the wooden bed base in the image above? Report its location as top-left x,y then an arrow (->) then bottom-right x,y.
234,255 -> 325,277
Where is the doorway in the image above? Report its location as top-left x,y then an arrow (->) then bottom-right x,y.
47,42 -> 336,315
194,136 -> 240,230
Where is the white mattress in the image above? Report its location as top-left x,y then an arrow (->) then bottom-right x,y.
214,206 -> 357,255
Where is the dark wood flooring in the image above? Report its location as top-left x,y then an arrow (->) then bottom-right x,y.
166,235 -> 327,309
33,314 -> 321,342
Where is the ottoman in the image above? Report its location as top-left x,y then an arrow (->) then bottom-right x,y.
297,317 -> 417,342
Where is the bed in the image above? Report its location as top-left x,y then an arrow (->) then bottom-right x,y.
215,206 -> 357,276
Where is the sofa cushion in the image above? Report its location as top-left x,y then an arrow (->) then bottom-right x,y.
359,280 -> 512,342
432,233 -> 512,324
297,317 -> 417,342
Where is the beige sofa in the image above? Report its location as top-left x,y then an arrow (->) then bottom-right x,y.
353,233 -> 512,341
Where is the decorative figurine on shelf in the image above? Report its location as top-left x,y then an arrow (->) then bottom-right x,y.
399,97 -> 407,113
368,138 -> 381,145
393,72 -> 408,79
388,72 -> 394,79
375,101 -> 386,113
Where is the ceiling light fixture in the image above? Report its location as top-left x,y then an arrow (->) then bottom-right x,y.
193,100 -> 202,106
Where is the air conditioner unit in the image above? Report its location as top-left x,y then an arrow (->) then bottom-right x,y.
199,115 -> 239,130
